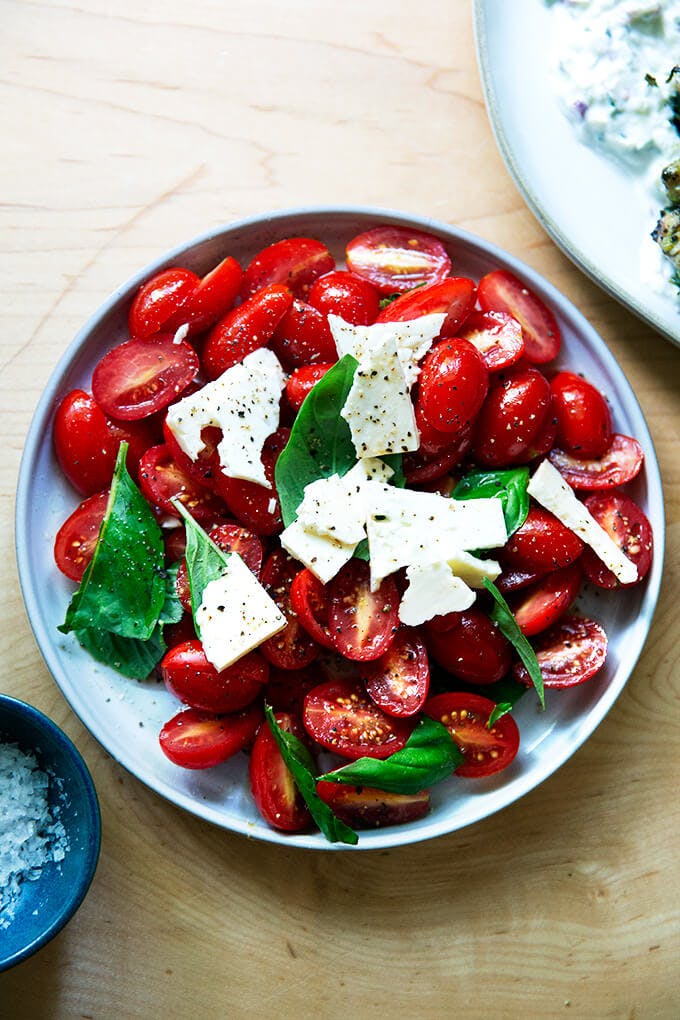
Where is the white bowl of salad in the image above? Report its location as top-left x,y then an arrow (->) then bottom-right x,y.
16,207 -> 664,850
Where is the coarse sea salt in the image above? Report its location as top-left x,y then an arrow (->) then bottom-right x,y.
0,742 -> 69,929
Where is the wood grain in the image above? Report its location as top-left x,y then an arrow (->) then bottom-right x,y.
1,1 -> 678,1017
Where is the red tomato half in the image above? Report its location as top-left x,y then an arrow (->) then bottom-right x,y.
202,284 -> 293,379
581,491 -> 653,588
249,711 -> 312,832
161,641 -> 267,713
139,445 -> 227,524
424,608 -> 512,684
376,277 -> 476,335
259,550 -> 320,670
162,419 -> 222,492
53,489 -> 109,582
289,569 -> 335,649
364,627 -> 430,717
264,666 -> 321,715
308,271 -> 380,325
513,616 -> 607,688
164,256 -> 243,337
303,679 -> 413,760
419,339 -> 489,436
548,434 -> 644,491
402,425 -> 472,485
53,389 -> 154,496
284,363 -> 334,413
327,560 -> 399,662
424,692 -> 520,778
316,780 -> 430,829
473,365 -> 555,467
92,334 -> 199,420
346,226 -> 451,294
213,427 -> 288,536
550,371 -> 613,459
159,703 -> 262,769
129,268 -> 199,339
241,237 -> 335,301
271,299 -> 338,367
456,310 -> 525,373
477,269 -> 561,363
511,563 -> 583,637
502,507 -> 584,574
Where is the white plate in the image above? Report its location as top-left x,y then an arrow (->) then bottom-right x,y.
474,0 -> 680,348
15,207 -> 665,850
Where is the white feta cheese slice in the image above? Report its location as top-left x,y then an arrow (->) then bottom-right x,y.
528,459 -> 638,584
279,520 -> 356,584
340,336 -> 419,458
195,554 -> 286,671
399,563 -> 475,626
295,458 -> 395,547
366,485 -> 508,589
328,313 -> 445,387
446,550 -> 502,589
165,348 -> 285,489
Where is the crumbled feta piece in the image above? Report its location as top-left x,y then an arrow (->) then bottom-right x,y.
328,313 -> 445,387
399,563 -> 475,626
446,550 -> 502,588
165,348 -> 285,489
295,458 -> 394,546
279,520 -> 356,584
196,554 -> 286,671
528,459 -> 638,584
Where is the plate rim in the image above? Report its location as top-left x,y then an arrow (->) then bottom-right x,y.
15,203 -> 666,851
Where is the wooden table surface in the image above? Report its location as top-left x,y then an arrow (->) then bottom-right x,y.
2,2 -> 679,1017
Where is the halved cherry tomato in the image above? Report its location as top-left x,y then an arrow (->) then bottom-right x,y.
163,524 -> 187,565
477,269 -> 561,363
139,445 -> 227,523
424,692 -> 519,778
502,507 -> 583,574
163,256 -> 243,337
308,271 -> 380,325
129,268 -> 199,339
424,608 -> 512,684
495,566 -> 545,594
92,334 -> 199,421
285,363 -> 334,413
303,679 -> 413,759
259,550 -> 320,670
53,489 -> 109,582
53,389 -> 154,496
346,226 -> 451,294
159,704 -> 262,769
249,711 -> 312,832
213,427 -> 288,536
419,339 -> 489,436
162,419 -> 222,491
513,615 -> 607,688
161,641 -> 267,713
377,277 -> 476,335
511,563 -> 583,636
473,365 -> 555,467
456,310 -> 525,372
327,560 -> 399,662
364,627 -> 430,717
550,371 -> 613,459
402,425 -> 472,485
163,613 -> 196,650
202,284 -> 293,379
290,569 -> 335,649
264,666 -> 321,714
548,434 -> 644,491
271,299 -> 338,367
316,780 -> 430,828
581,491 -> 653,588
241,237 -> 335,301
413,397 -> 462,456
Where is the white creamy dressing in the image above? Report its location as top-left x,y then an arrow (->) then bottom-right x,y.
547,0 -> 680,290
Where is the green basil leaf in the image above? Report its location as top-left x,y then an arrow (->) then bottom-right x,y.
483,578 -> 545,709
453,467 -> 530,536
171,501 -> 230,632
318,716 -> 463,794
264,706 -> 358,846
60,443 -> 165,640
488,701 -> 513,727
74,624 -> 166,680
159,563 -> 184,625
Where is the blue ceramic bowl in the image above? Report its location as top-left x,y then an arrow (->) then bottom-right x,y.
0,695 -> 101,971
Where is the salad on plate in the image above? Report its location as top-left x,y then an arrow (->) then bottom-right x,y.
49,224 -> 654,845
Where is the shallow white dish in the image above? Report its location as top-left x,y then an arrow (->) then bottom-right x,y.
474,0 -> 680,348
16,206 -> 664,850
